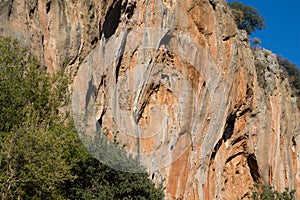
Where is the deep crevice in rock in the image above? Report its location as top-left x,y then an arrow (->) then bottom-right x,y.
115,32 -> 128,83
210,113 -> 237,160
231,135 -> 247,146
103,0 -> 122,39
223,113 -> 236,142
46,1 -> 51,13
96,76 -> 107,127
115,57 -> 123,84
292,136 -> 296,146
211,139 -> 222,160
225,152 -> 243,164
209,0 -> 216,10
136,84 -> 160,123
247,154 -> 260,182
97,109 -> 106,126
223,36 -> 230,41
29,8 -> 35,17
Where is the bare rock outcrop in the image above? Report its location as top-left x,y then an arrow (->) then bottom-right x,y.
1,0 -> 299,199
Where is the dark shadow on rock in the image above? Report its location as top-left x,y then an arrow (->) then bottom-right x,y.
103,0 -> 122,39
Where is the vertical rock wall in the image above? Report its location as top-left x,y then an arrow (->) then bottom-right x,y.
0,0 -> 299,199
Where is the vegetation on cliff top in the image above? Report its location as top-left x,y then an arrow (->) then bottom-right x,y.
0,36 -> 164,199
229,1 -> 300,107
277,56 -> 300,96
228,1 -> 266,35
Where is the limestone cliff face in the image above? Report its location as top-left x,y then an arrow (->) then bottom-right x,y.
1,0 -> 299,199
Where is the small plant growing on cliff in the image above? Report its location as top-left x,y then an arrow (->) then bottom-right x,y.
251,37 -> 262,49
252,183 -> 296,200
228,1 -> 266,35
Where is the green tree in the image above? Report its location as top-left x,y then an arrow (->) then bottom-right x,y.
252,38 -> 262,48
252,183 -> 296,200
0,36 -> 164,199
0,36 -> 84,199
228,1 -> 266,35
61,156 -> 164,200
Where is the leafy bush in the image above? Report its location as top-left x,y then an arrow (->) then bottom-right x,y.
0,36 -> 78,199
277,56 -> 300,95
228,1 -> 266,35
251,38 -> 262,49
61,156 -> 164,200
252,184 -> 296,200
0,36 -> 164,199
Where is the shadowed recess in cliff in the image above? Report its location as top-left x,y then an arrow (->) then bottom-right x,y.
223,113 -> 236,141
96,76 -> 107,127
46,1 -> 51,13
115,31 -> 128,83
247,154 -> 261,182
211,113 -> 237,159
136,83 -> 160,123
209,0 -> 216,11
103,0 -> 122,39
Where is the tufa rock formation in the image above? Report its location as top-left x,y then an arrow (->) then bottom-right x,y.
0,0 -> 299,199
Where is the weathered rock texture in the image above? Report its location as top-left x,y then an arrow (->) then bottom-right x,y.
1,0 -> 299,199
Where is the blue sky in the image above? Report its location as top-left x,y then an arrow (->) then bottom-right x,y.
227,0 -> 300,67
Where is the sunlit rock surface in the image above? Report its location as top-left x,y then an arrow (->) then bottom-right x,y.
1,0 -> 299,199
